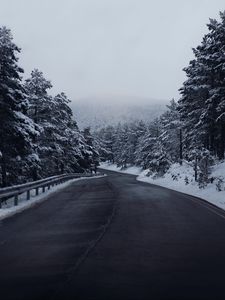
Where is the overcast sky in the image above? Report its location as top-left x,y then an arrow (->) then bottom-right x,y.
0,0 -> 224,103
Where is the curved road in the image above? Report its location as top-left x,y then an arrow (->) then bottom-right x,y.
0,170 -> 225,299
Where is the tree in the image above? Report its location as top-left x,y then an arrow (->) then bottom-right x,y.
0,27 -> 37,186
82,127 -> 99,171
159,99 -> 183,164
178,12 -> 225,159
94,126 -> 116,163
24,69 -> 54,179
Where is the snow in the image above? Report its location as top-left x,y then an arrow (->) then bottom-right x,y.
100,161 -> 225,211
0,175 -> 105,221
100,162 -> 142,175
14,111 -> 39,136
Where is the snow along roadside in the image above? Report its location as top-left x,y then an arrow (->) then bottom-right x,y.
100,162 -> 225,211
0,175 -> 106,221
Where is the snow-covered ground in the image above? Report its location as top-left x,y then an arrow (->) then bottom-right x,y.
100,163 -> 142,176
0,175 -> 105,221
100,162 -> 225,211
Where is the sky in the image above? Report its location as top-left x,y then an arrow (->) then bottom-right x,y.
0,0 -> 224,104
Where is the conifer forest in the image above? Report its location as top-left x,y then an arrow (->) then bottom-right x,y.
1,12 -> 225,190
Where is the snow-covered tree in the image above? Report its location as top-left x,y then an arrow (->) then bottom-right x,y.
178,11 -> 225,159
159,99 -> 182,164
0,27 -> 37,186
24,69 -> 54,179
81,127 -> 99,170
95,126 -> 117,163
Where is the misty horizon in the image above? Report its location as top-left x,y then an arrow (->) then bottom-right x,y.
72,94 -> 168,106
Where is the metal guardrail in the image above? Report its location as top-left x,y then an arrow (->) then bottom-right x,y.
0,173 -> 99,208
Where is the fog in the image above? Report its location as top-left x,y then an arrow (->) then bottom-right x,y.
0,0 -> 224,104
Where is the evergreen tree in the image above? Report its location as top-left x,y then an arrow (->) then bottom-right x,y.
178,12 -> 225,159
82,127 -> 99,171
0,27 -> 37,186
44,92 -> 83,174
159,99 -> 182,163
24,69 -> 53,178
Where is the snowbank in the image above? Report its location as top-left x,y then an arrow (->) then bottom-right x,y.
100,162 -> 225,211
100,162 -> 142,175
0,175 -> 105,221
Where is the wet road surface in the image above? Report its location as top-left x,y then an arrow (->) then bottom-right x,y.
0,170 -> 225,299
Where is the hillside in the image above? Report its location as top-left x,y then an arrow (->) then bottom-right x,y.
71,97 -> 167,130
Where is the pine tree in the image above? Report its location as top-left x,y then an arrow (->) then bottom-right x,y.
178,12 -> 225,159
44,92 -> 82,174
114,123 -> 129,168
82,127 -> 100,171
24,69 -> 54,178
0,27 -> 37,186
94,126 -> 116,163
159,99 -> 182,163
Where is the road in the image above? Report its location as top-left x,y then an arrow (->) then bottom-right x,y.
0,170 -> 225,300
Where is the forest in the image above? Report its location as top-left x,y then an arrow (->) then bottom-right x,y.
0,27 -> 98,187
1,11 -> 225,188
95,12 -> 225,188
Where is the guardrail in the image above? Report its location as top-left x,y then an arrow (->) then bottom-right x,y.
0,173 -> 99,208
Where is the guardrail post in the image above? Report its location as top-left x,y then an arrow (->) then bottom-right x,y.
48,185 -> 50,190
14,194 -> 18,206
42,186 -> 45,193
36,187 -> 39,196
27,190 -> 30,201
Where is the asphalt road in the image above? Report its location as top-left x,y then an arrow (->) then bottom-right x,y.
0,170 -> 225,300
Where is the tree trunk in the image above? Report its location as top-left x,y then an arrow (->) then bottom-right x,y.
1,155 -> 7,187
218,123 -> 225,160
194,156 -> 198,182
32,167 -> 38,181
179,128 -> 183,165
210,134 -> 214,152
60,162 -> 64,174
